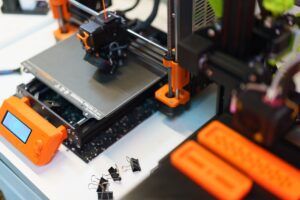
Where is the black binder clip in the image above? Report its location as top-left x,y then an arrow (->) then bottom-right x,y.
108,166 -> 122,182
97,178 -> 113,200
97,191 -> 113,200
122,157 -> 141,172
97,177 -> 109,192
88,176 -> 113,200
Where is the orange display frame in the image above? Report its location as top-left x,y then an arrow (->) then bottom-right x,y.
0,96 -> 67,166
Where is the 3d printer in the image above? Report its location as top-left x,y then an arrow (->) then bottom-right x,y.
0,0 -> 299,199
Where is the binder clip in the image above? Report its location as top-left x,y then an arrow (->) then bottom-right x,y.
122,157 -> 141,172
97,178 -> 113,200
106,165 -> 122,182
88,175 -> 113,200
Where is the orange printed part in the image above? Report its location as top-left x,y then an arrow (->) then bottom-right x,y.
155,84 -> 190,108
77,31 -> 91,50
162,59 -> 190,90
0,96 -> 67,166
54,24 -> 77,41
162,58 -> 172,68
171,140 -> 252,200
49,0 -> 71,20
170,61 -> 190,91
198,121 -> 300,200
157,59 -> 190,108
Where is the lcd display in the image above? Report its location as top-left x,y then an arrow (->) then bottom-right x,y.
2,112 -> 32,143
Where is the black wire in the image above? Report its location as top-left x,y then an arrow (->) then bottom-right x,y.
121,0 -> 141,13
133,0 -> 160,32
0,68 -> 21,75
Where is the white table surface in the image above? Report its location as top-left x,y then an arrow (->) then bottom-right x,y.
0,1 -> 217,200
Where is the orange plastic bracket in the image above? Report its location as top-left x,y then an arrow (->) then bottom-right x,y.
198,121 -> 300,200
156,59 -> 190,108
54,24 -> 78,41
171,140 -> 252,200
155,84 -> 190,108
170,61 -> 190,91
0,96 -> 67,166
162,59 -> 190,91
49,0 -> 71,20
77,31 -> 91,50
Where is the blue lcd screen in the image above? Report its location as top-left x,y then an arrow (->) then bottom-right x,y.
2,112 -> 32,144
